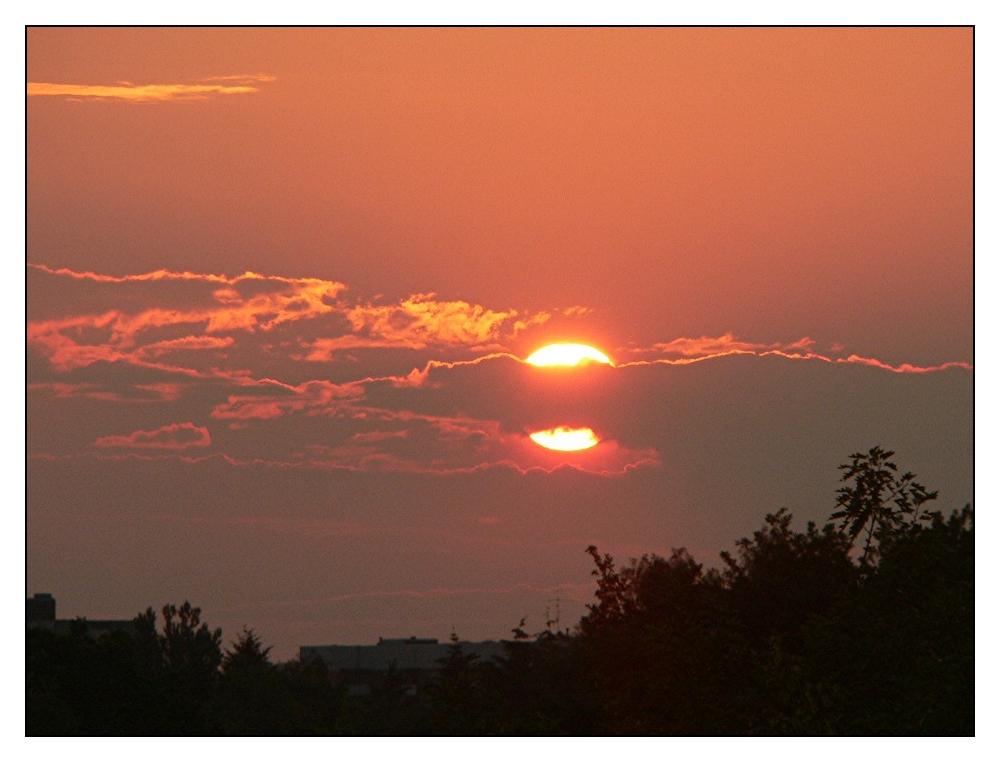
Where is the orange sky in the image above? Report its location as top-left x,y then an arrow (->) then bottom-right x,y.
29,27 -> 970,363
27,28 -> 972,656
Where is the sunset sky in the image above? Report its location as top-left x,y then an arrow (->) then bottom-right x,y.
27,27 -> 972,656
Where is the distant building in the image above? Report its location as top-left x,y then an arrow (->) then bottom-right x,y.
26,592 -> 56,623
300,636 -> 510,696
26,593 -> 135,639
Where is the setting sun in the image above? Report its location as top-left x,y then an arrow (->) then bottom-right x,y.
529,426 -> 600,452
525,343 -> 613,367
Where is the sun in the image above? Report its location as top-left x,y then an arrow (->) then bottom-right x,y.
525,343 -> 613,367
529,426 -> 600,452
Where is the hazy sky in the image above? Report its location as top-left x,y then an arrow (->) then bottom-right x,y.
27,27 -> 972,657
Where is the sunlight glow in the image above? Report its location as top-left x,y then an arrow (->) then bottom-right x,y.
529,427 -> 600,452
525,343 -> 612,367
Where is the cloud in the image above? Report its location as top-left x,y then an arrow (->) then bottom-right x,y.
28,267 -> 972,383
836,354 -> 973,374
210,379 -> 364,421
204,380 -> 659,476
27,264 -> 552,377
93,422 -> 212,450
335,293 -> 546,353
28,263 -> 972,477
617,333 -> 972,375
137,335 -> 235,358
636,333 -> 816,358
199,74 -> 277,83
27,266 -> 349,373
29,381 -> 183,403
27,74 -> 274,103
29,262 -> 290,285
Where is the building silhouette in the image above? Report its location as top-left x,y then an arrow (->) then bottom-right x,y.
301,636 -> 509,696
26,593 -> 135,639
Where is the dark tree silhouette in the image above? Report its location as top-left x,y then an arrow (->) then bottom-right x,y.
426,631 -> 485,733
830,446 -> 938,564
790,506 -> 974,734
223,627 -> 272,673
510,617 -> 531,641
160,602 -> 224,695
721,509 -> 857,650
579,546 -> 750,734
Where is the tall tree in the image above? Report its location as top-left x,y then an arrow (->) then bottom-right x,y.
830,446 -> 937,563
222,627 -> 272,673
160,603 -> 222,677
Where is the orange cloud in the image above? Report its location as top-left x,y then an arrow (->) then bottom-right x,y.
93,422 -> 211,450
29,264 -> 555,374
27,267 -> 348,372
339,293 -> 548,353
136,335 -> 235,356
27,74 -> 274,103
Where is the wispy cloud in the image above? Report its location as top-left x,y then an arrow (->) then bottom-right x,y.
642,333 -> 816,358
29,263 -> 266,284
198,74 -> 276,83
93,422 -> 212,450
617,333 -> 972,375
27,74 -> 274,103
835,354 -> 973,374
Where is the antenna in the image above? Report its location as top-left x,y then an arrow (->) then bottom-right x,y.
545,590 -> 563,632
